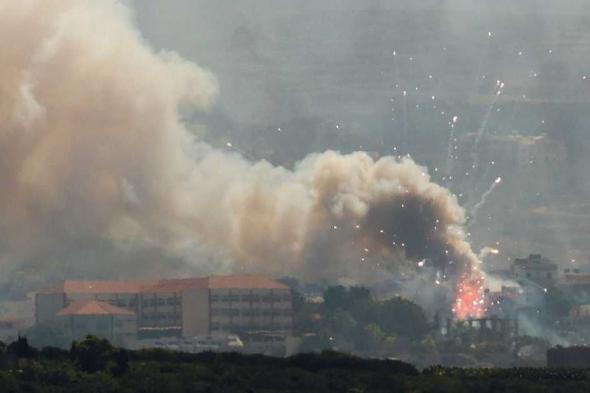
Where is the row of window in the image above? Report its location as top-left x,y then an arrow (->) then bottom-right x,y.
210,294 -> 291,303
142,297 -> 181,307
66,297 -> 181,309
142,313 -> 181,322
211,309 -> 292,317
210,322 -> 292,331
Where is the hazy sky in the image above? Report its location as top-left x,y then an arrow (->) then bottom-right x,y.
2,0 -> 590,299
131,0 -> 590,267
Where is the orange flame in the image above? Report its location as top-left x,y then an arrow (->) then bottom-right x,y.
452,273 -> 486,320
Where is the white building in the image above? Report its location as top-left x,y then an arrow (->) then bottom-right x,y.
35,275 -> 293,347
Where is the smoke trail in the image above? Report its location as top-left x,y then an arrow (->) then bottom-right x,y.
0,0 -> 484,297
471,81 -> 504,172
401,89 -> 409,151
478,246 -> 499,259
469,177 -> 502,228
446,115 -> 459,182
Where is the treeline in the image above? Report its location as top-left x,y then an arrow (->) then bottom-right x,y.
0,336 -> 589,392
290,283 -> 433,356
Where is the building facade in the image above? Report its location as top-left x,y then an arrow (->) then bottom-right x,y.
511,254 -> 558,287
36,276 -> 293,342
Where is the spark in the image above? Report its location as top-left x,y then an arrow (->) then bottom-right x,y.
478,246 -> 500,259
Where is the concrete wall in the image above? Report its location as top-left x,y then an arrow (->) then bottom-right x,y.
35,293 -> 65,323
182,288 -> 209,337
57,314 -> 137,347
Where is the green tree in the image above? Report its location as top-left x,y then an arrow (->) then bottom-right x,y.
324,285 -> 373,315
348,287 -> 372,304
70,335 -> 114,373
378,297 -> 430,340
323,285 -> 349,312
7,336 -> 37,358
112,348 -> 129,376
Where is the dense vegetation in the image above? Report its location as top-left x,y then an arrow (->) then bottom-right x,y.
284,282 -> 434,357
0,336 -> 586,393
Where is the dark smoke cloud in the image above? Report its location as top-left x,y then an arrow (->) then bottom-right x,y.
0,0 -> 484,293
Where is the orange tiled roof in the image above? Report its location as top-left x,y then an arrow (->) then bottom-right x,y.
41,275 -> 288,294
56,300 -> 134,316
42,280 -> 156,294
149,277 -> 209,293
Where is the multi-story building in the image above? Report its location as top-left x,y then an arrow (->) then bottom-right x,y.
35,275 -> 293,343
511,254 -> 558,287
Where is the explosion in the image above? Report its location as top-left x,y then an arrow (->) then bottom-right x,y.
453,272 -> 486,320
0,0 -> 488,315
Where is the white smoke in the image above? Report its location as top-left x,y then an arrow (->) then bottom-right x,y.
0,0 -> 483,288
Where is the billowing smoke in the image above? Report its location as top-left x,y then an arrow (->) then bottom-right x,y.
0,1 -> 483,295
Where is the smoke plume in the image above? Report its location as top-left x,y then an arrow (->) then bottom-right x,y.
0,0 -> 483,291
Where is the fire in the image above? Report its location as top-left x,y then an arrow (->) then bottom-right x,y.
452,273 -> 486,320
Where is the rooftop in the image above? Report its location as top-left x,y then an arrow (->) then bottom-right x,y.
41,275 -> 289,295
56,300 -> 135,316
